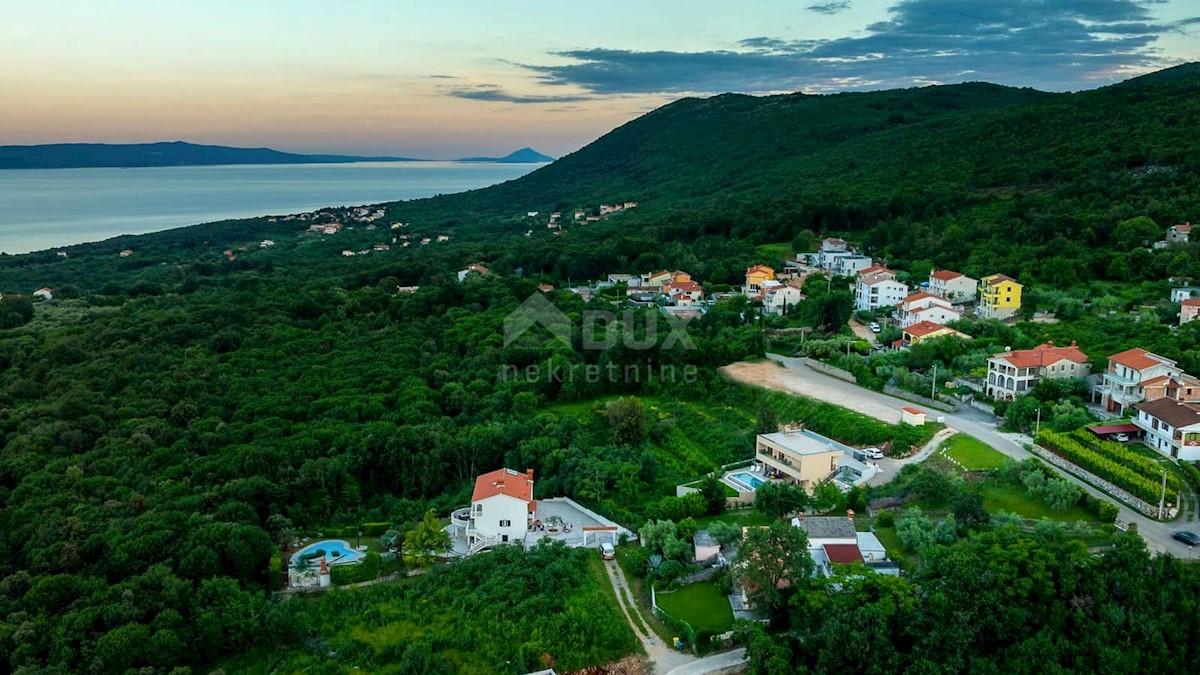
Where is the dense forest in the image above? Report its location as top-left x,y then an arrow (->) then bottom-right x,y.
2,63 -> 1200,672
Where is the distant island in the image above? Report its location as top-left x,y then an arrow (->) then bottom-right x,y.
455,147 -> 555,163
0,141 -> 554,169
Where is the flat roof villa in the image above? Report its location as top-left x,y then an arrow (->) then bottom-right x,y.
755,427 -> 879,493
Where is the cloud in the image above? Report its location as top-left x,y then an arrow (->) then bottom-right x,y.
807,1 -> 851,15
443,84 -> 596,104
519,0 -> 1195,95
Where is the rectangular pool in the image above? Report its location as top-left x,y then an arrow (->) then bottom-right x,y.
728,471 -> 766,491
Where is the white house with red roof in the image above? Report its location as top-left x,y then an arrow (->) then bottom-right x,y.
1097,348 -> 1196,415
895,292 -> 962,328
986,341 -> 1090,401
465,468 -> 535,549
763,280 -> 805,316
1180,298 -> 1200,325
1134,398 -> 1200,461
927,269 -> 978,304
854,267 -> 908,311
1166,222 -> 1193,244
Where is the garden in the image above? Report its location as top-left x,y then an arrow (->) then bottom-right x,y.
1037,429 -> 1181,505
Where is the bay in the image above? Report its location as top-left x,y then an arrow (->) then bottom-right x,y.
0,161 -> 540,254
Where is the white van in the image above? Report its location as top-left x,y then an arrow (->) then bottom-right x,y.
600,542 -> 616,560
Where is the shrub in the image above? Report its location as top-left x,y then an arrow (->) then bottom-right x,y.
875,510 -> 895,528
1037,431 -> 1179,504
330,551 -> 381,586
361,522 -> 393,537
268,552 -> 282,592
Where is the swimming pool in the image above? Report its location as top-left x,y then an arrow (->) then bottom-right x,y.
728,471 -> 766,491
292,539 -> 365,566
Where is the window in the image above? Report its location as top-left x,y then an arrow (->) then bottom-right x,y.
499,519 -> 511,527
474,504 -> 482,514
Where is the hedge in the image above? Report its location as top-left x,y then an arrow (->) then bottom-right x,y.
331,551 -> 382,586
269,552 -> 282,592
1038,431 -> 1179,504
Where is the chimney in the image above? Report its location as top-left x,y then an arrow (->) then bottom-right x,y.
847,508 -> 855,522
526,468 -> 534,482
796,513 -> 804,521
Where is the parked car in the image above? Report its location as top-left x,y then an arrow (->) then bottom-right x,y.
869,322 -> 882,333
1113,433 -> 1130,442
600,542 -> 616,560
1173,531 -> 1200,546
863,447 -> 884,460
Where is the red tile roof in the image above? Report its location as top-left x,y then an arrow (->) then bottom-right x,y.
472,468 -> 533,503
858,265 -> 889,276
997,342 -> 1088,368
1183,298 -> 1200,307
1135,398 -> 1200,429
984,273 -> 1018,286
930,269 -> 963,281
1175,224 -> 1193,233
1108,348 -> 1166,372
901,406 -> 924,416
823,543 -> 864,564
904,321 -> 949,338
746,264 -> 774,275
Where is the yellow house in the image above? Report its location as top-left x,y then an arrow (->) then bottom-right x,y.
744,264 -> 776,298
978,274 -> 1022,320
755,429 -> 842,493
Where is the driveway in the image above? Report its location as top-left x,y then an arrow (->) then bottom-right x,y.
665,648 -> 747,675
602,559 -> 696,673
722,354 -> 1197,558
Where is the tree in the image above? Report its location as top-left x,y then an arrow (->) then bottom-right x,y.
676,516 -> 699,542
606,398 -> 648,447
810,481 -> 844,514
740,521 -> 813,624
756,480 -> 809,519
697,474 -> 728,515
404,509 -> 451,567
755,406 -> 779,434
895,507 -> 937,553
951,491 -> 989,533
638,519 -> 678,555
707,521 -> 743,547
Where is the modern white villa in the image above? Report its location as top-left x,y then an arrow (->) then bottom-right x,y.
448,468 -> 631,556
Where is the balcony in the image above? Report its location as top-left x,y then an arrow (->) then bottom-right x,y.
451,507 -> 474,532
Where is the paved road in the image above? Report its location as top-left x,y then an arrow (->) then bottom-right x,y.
602,559 -> 696,673
665,648 -> 747,675
741,354 -> 1198,558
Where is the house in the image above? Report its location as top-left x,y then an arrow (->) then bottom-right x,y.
898,321 -> 971,347
1097,348 -> 1198,415
1166,223 -> 1193,244
756,429 -> 842,493
260,240 -> 275,247
341,250 -> 355,257
372,243 -> 390,251
977,274 -> 1023,320
437,234 -> 450,242
642,270 -> 673,291
466,468 -> 536,548
1171,287 -> 1200,304
666,280 -> 704,305
33,287 -> 53,301
854,267 -> 908,312
395,286 -> 420,294
119,249 -> 134,257
832,255 -> 873,277
743,265 -> 776,299
789,515 -> 895,576
985,341 -> 1090,401
607,273 -> 641,289
928,270 -> 978,303
1133,398 -> 1200,460
56,250 -> 67,258
821,237 -> 847,252
895,292 -> 962,328
900,407 -> 926,426
322,224 -> 342,235
623,201 -> 638,209
574,210 -> 586,220
1181,299 -> 1200,325
457,264 -> 491,282
763,281 -> 805,316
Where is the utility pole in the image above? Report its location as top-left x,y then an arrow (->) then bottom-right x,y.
1034,406 -> 1042,437
931,364 -> 938,401
1159,469 -> 1167,519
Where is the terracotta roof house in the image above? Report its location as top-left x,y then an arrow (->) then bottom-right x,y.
1097,348 -> 1195,415
1180,298 -> 1200,325
985,341 -> 1090,401
928,269 -> 978,303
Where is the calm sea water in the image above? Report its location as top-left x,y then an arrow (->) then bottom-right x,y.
0,161 -> 540,254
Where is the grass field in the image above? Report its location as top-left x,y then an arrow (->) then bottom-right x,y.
693,509 -> 774,529
654,580 -> 734,635
754,242 -> 794,262
942,435 -> 1007,470
872,526 -> 907,567
979,484 -> 1098,522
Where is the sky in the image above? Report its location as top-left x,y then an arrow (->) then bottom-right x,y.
2,0 -> 1198,158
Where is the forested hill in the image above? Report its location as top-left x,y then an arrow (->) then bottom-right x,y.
0,141 -> 409,169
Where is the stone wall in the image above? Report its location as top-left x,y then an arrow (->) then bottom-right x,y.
882,384 -> 956,412
1030,444 -> 1167,518
804,357 -> 857,383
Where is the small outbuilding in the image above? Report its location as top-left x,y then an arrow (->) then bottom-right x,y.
900,406 -> 927,426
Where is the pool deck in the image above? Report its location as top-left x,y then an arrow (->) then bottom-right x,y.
721,464 -> 771,494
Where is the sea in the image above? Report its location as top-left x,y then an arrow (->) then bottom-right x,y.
0,161 -> 542,254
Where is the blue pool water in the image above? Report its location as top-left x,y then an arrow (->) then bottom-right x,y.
729,472 -> 766,491
292,539 -> 364,566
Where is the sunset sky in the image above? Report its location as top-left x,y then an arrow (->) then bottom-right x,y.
3,0 -> 1199,158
